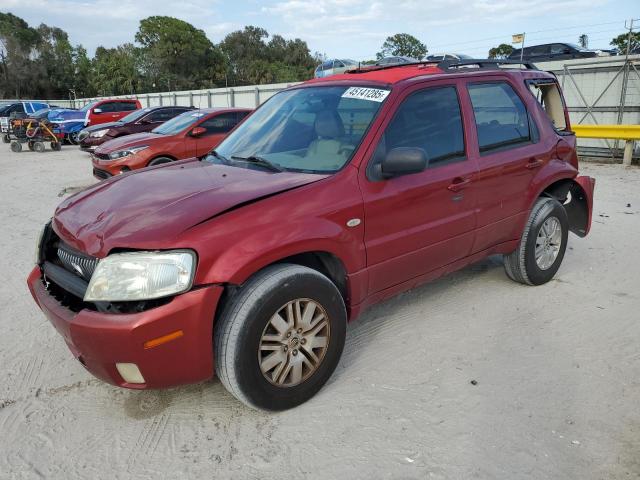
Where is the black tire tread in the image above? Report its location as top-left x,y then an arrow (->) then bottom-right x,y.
504,197 -> 557,286
214,264 -> 340,410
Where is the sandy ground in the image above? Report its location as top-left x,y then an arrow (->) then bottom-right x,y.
0,146 -> 639,480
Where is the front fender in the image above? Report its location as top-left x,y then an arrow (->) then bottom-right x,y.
195,217 -> 364,286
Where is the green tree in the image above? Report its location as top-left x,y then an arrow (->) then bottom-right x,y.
221,26 -> 315,85
0,12 -> 41,98
488,43 -> 514,59
36,24 -> 75,98
610,31 -> 640,54
91,44 -> 141,96
72,45 -> 94,97
135,16 -> 222,90
377,33 -> 427,60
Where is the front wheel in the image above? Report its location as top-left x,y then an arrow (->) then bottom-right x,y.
10,141 -> 22,153
2,134 -> 10,144
214,264 -> 346,411
504,197 -> 569,285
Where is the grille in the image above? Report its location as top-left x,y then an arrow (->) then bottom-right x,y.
57,244 -> 98,282
93,167 -> 112,180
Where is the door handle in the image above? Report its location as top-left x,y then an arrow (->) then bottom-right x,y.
447,177 -> 472,192
526,158 -> 543,169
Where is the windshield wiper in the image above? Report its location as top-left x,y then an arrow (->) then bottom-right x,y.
208,149 -> 230,164
230,155 -> 284,173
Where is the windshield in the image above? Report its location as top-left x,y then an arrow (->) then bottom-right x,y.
209,85 -> 389,173
79,101 -> 97,112
152,111 -> 205,135
119,108 -> 152,124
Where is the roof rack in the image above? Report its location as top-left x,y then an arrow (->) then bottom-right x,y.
439,58 -> 538,71
345,58 -> 538,75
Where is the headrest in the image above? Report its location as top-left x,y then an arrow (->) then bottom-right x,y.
314,110 -> 344,138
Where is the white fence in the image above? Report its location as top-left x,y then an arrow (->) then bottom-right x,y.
42,82 -> 301,110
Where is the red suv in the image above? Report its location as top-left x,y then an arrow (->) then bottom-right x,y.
28,60 -> 595,411
85,99 -> 142,126
91,108 -> 251,179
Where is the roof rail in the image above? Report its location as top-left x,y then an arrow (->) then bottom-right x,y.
345,58 -> 538,75
438,58 -> 539,71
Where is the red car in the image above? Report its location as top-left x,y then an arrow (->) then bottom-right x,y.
91,108 -> 251,179
78,106 -> 195,152
28,60 -> 595,411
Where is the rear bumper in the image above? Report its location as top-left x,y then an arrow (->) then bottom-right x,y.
27,266 -> 222,389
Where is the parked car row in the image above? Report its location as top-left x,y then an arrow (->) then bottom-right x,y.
90,107 -> 251,178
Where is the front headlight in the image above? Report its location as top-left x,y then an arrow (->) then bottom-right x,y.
84,250 -> 196,302
90,129 -> 109,138
109,145 -> 149,160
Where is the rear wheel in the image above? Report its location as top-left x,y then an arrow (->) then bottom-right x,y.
148,157 -> 173,166
214,264 -> 346,411
10,141 -> 22,153
51,142 -> 62,151
27,141 -> 35,151
33,141 -> 45,153
504,197 -> 569,285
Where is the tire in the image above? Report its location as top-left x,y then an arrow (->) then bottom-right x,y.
27,141 -> 35,151
148,157 -> 173,166
51,142 -> 62,151
504,197 -> 569,285
33,141 -> 45,153
2,134 -> 9,144
67,132 -> 80,145
10,141 -> 22,153
214,264 -> 347,411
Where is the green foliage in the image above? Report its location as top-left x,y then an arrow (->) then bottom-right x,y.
220,26 -> 316,85
0,14 -> 318,99
610,31 -> 640,54
488,43 -> 514,59
377,33 -> 427,60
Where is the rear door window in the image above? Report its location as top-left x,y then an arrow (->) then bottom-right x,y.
468,82 -> 532,153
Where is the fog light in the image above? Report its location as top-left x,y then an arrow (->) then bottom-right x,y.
116,363 -> 145,384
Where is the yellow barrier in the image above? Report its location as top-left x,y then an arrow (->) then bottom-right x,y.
572,124 -> 639,165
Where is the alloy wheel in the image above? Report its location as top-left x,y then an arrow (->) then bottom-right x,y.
258,298 -> 330,387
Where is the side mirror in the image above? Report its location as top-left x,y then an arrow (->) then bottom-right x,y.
381,147 -> 428,178
93,108 -> 103,114
189,126 -> 207,137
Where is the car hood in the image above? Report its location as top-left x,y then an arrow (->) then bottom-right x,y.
94,132 -> 163,153
53,160 -> 327,257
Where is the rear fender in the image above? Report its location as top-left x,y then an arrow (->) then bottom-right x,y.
565,176 -> 595,237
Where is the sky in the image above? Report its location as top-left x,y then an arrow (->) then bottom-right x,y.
2,0 -> 639,60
